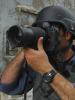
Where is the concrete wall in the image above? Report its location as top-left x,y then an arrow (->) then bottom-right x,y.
0,0 -> 75,100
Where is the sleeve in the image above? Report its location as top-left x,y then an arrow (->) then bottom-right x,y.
0,63 -> 36,95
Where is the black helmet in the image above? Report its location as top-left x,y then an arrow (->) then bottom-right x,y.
33,6 -> 75,36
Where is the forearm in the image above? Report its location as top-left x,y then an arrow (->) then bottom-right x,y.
41,63 -> 75,100
0,50 -> 24,84
50,71 -> 75,100
51,83 -> 69,100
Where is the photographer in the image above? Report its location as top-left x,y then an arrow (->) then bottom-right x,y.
0,6 -> 75,100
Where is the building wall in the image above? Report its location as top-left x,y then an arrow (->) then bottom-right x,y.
0,0 -> 75,100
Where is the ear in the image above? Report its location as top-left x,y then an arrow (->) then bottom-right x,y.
65,32 -> 72,40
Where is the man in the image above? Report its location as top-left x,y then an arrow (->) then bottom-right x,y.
0,6 -> 75,100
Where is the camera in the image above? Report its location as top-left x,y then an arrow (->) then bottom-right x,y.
6,22 -> 59,54
7,25 -> 46,49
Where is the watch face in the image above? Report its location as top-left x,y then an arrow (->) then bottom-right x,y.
43,70 -> 57,83
43,73 -> 52,83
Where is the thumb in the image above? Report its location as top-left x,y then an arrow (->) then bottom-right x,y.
37,37 -> 44,51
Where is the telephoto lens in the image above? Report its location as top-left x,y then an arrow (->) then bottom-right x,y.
6,25 -> 46,49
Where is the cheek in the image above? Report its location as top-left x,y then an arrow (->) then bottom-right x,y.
59,38 -> 67,49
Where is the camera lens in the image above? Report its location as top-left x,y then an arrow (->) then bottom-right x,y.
7,25 -> 23,47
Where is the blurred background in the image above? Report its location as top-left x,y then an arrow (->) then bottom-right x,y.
0,0 -> 75,100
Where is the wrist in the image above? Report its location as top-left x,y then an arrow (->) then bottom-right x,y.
41,64 -> 53,75
42,69 -> 57,86
16,50 -> 24,61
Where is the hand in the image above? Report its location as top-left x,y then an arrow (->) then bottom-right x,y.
24,37 -> 52,74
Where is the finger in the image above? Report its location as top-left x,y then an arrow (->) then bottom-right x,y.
37,37 -> 44,51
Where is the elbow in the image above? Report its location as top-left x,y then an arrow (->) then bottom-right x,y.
0,74 -> 2,83
0,73 -> 5,84
0,75 -> 6,84
0,75 -> 14,85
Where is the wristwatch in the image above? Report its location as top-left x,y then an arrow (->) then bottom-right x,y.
42,69 -> 57,84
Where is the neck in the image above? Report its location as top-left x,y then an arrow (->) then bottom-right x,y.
64,49 -> 74,61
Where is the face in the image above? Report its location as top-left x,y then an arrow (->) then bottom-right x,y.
49,27 -> 72,63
